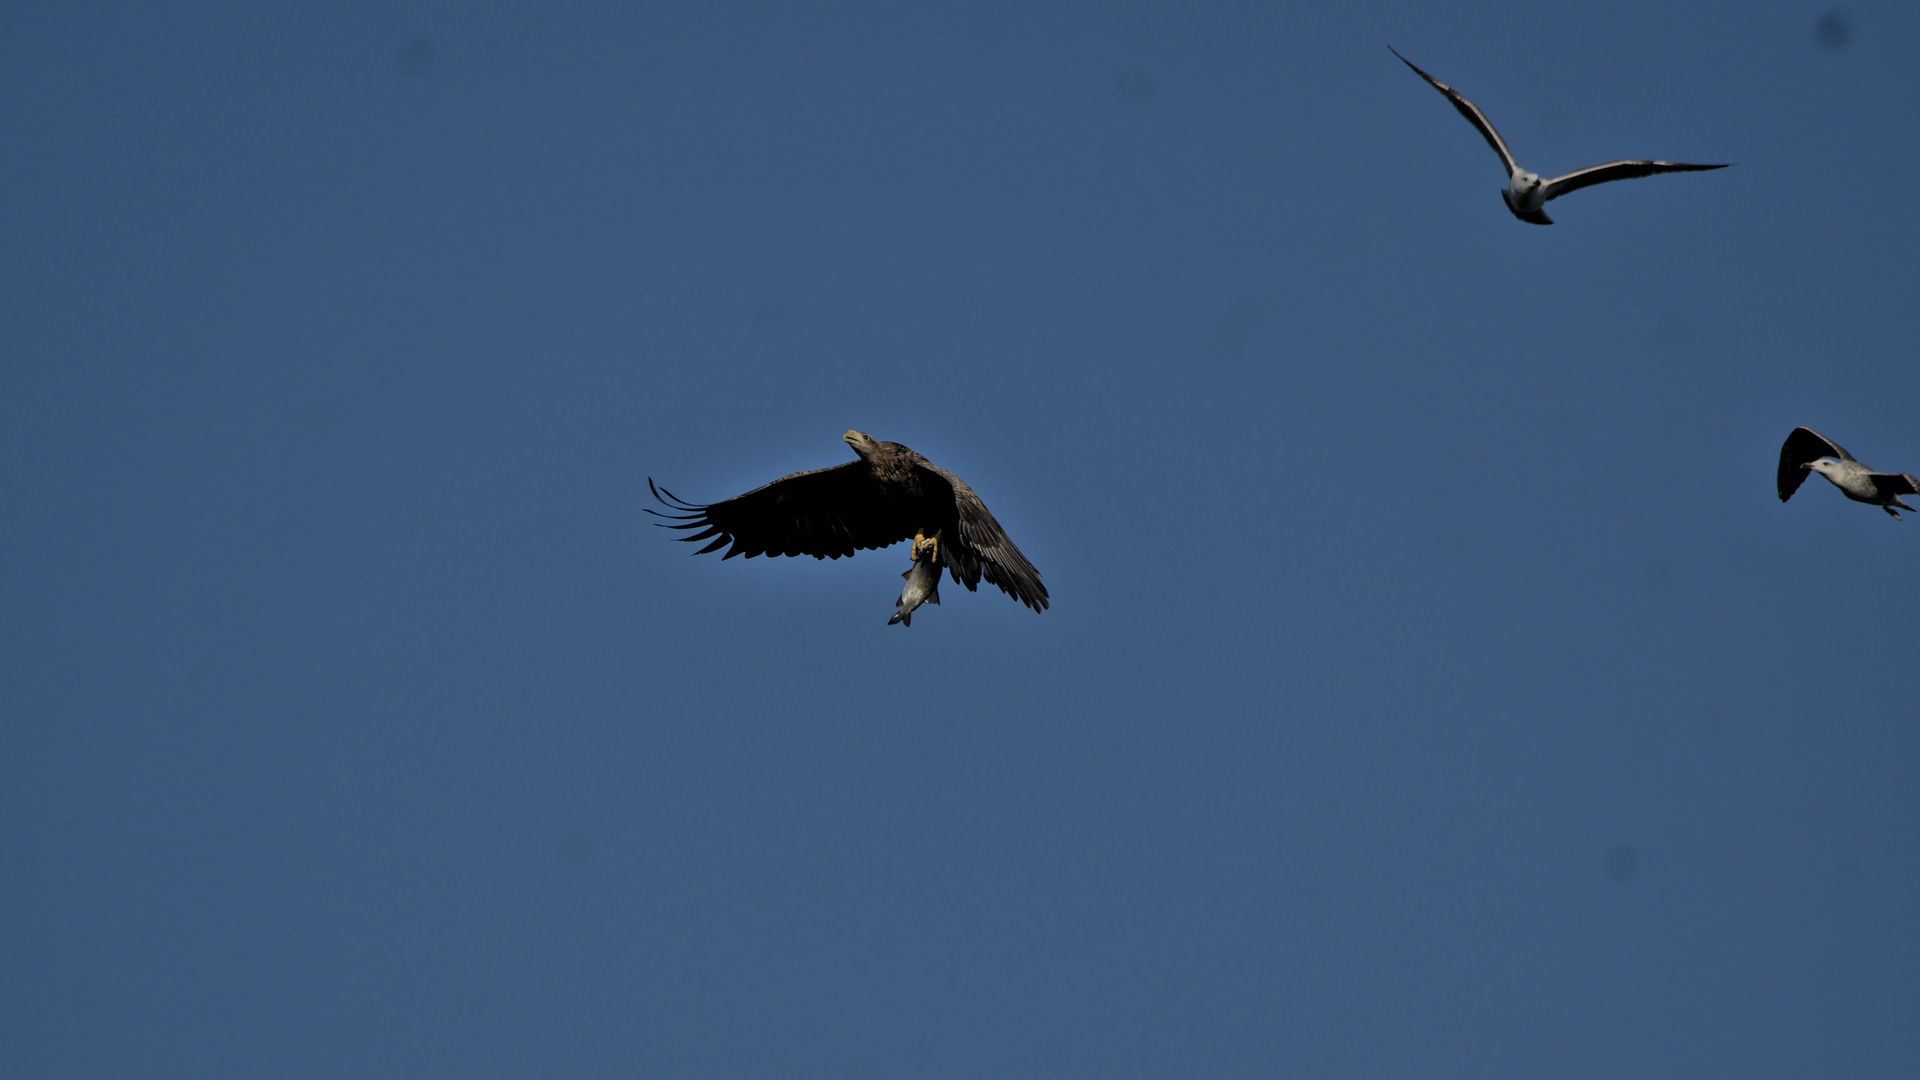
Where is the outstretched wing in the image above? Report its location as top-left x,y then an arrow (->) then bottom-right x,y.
1778,426 -> 1854,501
918,465 -> 1049,614
1390,46 -> 1520,178
1543,160 -> 1729,202
647,464 -> 914,559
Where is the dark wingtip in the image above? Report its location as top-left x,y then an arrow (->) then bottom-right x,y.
647,478 -> 706,511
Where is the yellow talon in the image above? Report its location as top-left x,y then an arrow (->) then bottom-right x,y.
912,528 -> 942,565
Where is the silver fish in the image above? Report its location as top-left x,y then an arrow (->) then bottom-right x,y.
888,556 -> 941,627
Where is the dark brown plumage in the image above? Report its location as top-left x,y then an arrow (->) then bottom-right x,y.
649,430 -> 1048,614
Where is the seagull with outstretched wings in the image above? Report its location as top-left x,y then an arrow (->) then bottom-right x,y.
1390,47 -> 1729,225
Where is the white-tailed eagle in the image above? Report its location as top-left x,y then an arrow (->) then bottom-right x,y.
650,431 -> 1048,617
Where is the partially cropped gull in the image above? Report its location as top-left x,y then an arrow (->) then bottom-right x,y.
1778,426 -> 1920,519
1389,47 -> 1729,225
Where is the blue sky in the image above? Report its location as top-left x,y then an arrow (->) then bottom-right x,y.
4,2 -> 1917,1077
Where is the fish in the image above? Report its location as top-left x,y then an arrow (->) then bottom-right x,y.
888,555 -> 941,627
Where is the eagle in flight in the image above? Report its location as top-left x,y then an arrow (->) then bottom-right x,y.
649,430 -> 1048,618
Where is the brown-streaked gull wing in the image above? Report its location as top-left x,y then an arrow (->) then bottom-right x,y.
1778,426 -> 1854,501
1869,472 -> 1920,499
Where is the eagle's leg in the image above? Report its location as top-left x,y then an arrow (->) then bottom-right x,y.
911,528 -> 942,565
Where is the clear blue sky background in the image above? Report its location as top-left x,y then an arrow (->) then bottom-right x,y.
5,2 -> 1917,1077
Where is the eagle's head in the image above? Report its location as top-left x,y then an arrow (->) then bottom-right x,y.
843,430 -> 881,459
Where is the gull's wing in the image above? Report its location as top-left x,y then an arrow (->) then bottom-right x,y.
1778,426 -> 1855,501
1542,160 -> 1729,201
647,463 -> 914,560
1389,46 -> 1519,178
1869,472 -> 1920,498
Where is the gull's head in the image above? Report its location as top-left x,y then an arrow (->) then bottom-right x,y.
1501,171 -> 1548,215
1806,458 -> 1838,478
